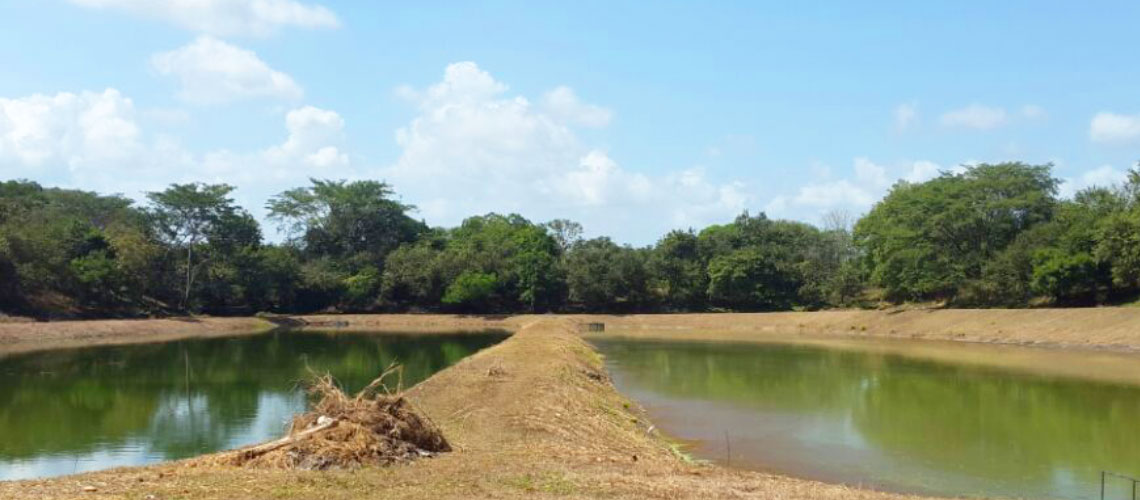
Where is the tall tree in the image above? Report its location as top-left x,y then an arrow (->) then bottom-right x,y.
855,162 -> 1058,302
147,183 -> 240,310
542,219 -> 583,253
564,238 -> 651,312
266,179 -> 425,264
648,230 -> 707,310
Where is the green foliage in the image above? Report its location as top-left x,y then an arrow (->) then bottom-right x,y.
1094,210 -> 1140,289
542,219 -> 583,253
1030,249 -> 1099,301
4,163 -> 1140,317
441,271 -> 498,310
146,183 -> 243,310
856,162 -> 1059,302
564,237 -> 651,311
707,247 -> 798,310
69,250 -> 120,306
343,266 -> 382,309
267,179 -> 425,264
648,230 -> 707,310
381,240 -> 446,308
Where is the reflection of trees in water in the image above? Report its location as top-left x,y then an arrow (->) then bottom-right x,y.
850,360 -> 1140,482
0,331 -> 505,460
599,340 -> 1140,482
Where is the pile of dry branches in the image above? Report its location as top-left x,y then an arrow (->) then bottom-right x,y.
224,366 -> 450,470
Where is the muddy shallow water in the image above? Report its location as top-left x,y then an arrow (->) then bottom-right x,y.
594,337 -> 1140,500
0,330 -> 506,481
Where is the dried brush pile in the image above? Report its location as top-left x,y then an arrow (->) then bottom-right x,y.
224,367 -> 450,470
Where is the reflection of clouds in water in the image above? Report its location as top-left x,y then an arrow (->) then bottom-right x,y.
0,391 -> 308,481
146,391 -> 307,460
232,392 -> 307,447
0,445 -> 151,481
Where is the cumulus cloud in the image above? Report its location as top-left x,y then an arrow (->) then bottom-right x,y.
940,104 -> 1007,130
764,158 -> 952,219
1021,104 -> 1046,120
541,87 -> 612,128
788,158 -> 890,210
1089,112 -> 1140,144
904,160 -> 942,183
894,101 -> 917,132
151,36 -> 303,104
378,62 -> 747,241
262,106 -> 347,167
0,89 -> 143,174
0,85 -> 348,216
181,105 -> 351,196
68,0 -> 339,37
1058,165 -> 1130,198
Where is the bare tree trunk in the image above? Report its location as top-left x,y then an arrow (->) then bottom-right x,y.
232,418 -> 339,462
184,244 -> 192,310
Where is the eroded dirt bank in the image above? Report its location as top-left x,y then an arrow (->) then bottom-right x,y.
1,319 -> 943,499
5,307 -> 1140,357
0,316 -> 274,357
578,309 -> 1140,386
575,308 -> 1140,351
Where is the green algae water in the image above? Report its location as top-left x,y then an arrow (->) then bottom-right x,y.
594,338 -> 1140,500
0,330 -> 506,481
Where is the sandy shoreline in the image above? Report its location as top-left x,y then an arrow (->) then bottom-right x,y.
0,316 -> 275,357
6,307 -> 1140,357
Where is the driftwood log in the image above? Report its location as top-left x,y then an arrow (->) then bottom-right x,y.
232,417 -> 339,462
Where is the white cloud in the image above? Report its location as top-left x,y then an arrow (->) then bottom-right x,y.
853,157 -> 888,187
541,87 -> 612,128
0,89 -> 142,174
904,160 -> 942,183
0,86 -> 348,219
1021,104 -> 1046,120
193,105 -> 350,193
151,36 -> 303,104
1089,112 -> 1140,143
786,158 -> 891,211
379,62 -> 748,241
767,158 -> 946,218
894,101 -> 917,132
68,0 -> 339,37
940,104 -> 1007,130
143,107 -> 192,126
1059,165 -> 1130,198
793,179 -> 877,209
263,105 -> 347,168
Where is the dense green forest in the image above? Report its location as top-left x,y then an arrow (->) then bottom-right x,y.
2,162 -> 1138,318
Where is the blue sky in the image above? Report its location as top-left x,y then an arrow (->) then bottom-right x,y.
1,1 -> 1138,244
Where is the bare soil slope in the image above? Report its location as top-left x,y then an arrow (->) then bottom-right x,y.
0,316 -> 273,356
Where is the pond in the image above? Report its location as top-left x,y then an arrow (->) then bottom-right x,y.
0,330 -> 507,481
594,338 -> 1140,500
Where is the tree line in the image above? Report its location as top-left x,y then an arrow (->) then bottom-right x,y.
1,161 -> 1138,318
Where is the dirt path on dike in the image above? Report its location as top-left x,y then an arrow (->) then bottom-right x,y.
1,318 -> 950,499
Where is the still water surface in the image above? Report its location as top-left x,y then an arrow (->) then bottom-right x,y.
594,338 -> 1140,500
0,330 -> 506,480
